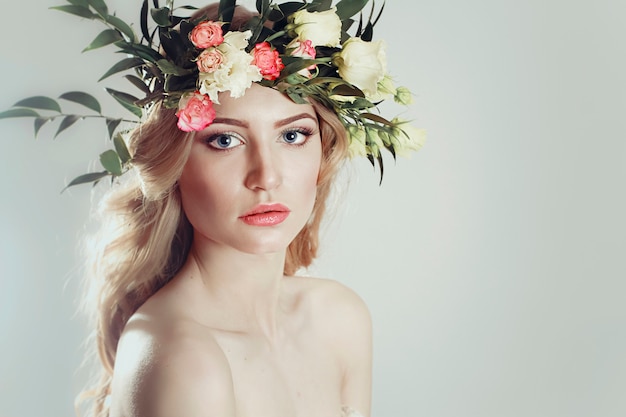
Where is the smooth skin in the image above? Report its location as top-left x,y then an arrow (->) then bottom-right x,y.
109,84 -> 372,417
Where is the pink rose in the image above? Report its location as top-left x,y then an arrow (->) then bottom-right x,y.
289,39 -> 317,76
196,48 -> 224,73
176,92 -> 216,132
252,42 -> 284,81
190,21 -> 224,49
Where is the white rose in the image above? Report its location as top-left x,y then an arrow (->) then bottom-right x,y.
334,37 -> 387,98
221,30 -> 251,51
289,8 -> 342,47
198,30 -> 262,102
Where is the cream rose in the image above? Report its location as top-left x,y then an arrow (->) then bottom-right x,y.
289,8 -> 341,47
198,30 -> 262,103
334,38 -> 387,98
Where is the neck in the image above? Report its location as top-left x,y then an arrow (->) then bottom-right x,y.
182,236 -> 289,339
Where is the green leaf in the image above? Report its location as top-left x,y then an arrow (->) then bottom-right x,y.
113,134 -> 132,164
218,0 -> 236,30
105,14 -> 136,42
151,7 -> 171,26
140,0 -> 150,42
308,0 -> 333,12
156,59 -> 193,76
50,5 -> 96,19
114,42 -> 161,62
125,75 -> 151,94
106,118 -> 123,139
62,171 -> 110,192
66,0 -> 90,6
335,0 -> 369,21
34,117 -> 52,136
0,108 -> 40,119
14,96 -> 62,113
83,29 -> 123,52
55,115 -> 81,138
361,112 -> 392,126
106,88 -> 143,118
87,0 -> 108,16
99,149 -> 123,175
59,91 -> 102,113
99,57 -> 144,81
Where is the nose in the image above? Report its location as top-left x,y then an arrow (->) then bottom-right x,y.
244,144 -> 282,191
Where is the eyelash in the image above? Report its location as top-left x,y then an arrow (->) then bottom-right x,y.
203,127 -> 315,151
280,127 -> 314,146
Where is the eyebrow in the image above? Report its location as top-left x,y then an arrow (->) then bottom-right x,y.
211,113 -> 317,129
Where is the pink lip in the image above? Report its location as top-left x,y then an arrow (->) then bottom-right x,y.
239,204 -> 290,226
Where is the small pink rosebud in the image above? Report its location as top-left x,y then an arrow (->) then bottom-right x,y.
289,39 -> 317,77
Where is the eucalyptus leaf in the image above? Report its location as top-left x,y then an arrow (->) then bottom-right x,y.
113,134 -> 132,164
54,115 -> 81,138
308,0 -> 332,12
106,118 -> 123,139
125,75 -> 151,94
83,29 -> 123,52
115,42 -> 161,62
14,96 -> 62,113
156,59 -> 193,76
59,91 -> 102,113
361,112 -> 392,126
62,171 -> 110,192
140,0 -> 150,42
105,14 -> 136,42
34,117 -> 51,137
99,149 -> 123,175
50,5 -> 96,19
99,57 -> 144,81
0,108 -> 40,119
219,0 -> 236,30
66,0 -> 90,6
87,0 -> 108,16
335,0 -> 369,20
106,88 -> 143,118
151,7 -> 171,26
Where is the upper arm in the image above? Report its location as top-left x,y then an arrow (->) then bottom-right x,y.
319,281 -> 373,416
111,322 -> 236,417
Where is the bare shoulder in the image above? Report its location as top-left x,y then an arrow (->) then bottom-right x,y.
290,276 -> 372,412
297,276 -> 370,322
110,308 -> 235,417
290,276 -> 372,348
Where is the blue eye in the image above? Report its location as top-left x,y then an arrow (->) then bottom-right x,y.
281,128 -> 311,145
207,133 -> 243,150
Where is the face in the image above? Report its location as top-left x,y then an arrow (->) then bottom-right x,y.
178,84 -> 322,255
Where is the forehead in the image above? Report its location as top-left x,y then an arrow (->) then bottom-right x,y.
215,84 -> 316,120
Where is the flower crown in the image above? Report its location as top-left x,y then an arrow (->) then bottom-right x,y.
1,0 -> 424,187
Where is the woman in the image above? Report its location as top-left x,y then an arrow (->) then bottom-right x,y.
102,83 -> 372,417
2,1 -> 422,416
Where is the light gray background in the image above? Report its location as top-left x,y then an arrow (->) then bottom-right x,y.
1,0 -> 625,416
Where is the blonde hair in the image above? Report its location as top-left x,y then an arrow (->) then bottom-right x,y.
79,97 -> 347,416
